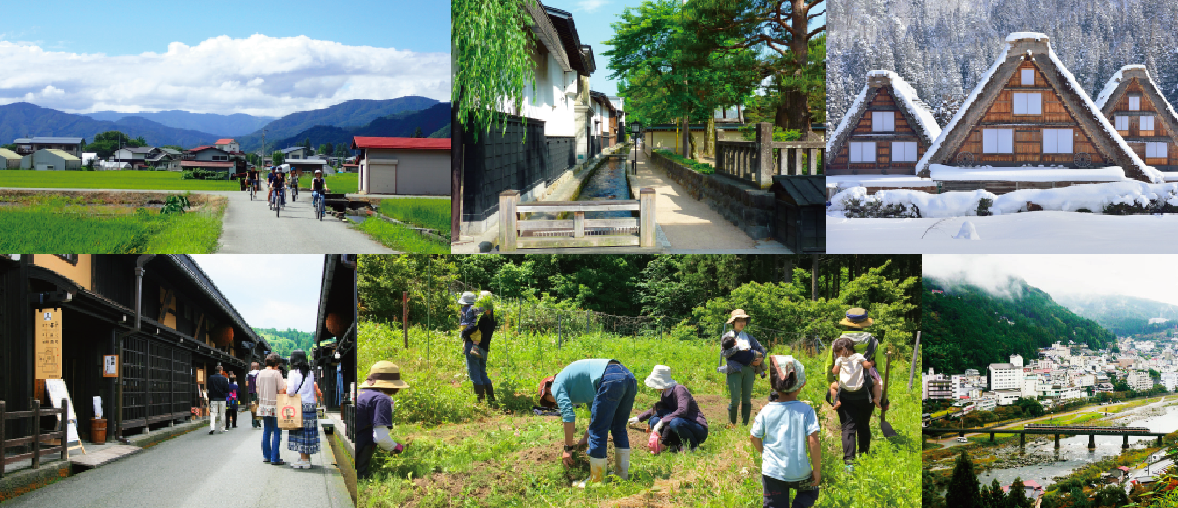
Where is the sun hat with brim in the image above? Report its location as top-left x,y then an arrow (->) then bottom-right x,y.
726,309 -> 752,324
839,308 -> 873,328
769,355 -> 805,394
361,361 -> 410,389
457,291 -> 476,305
645,365 -> 678,390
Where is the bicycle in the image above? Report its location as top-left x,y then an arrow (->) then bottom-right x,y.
272,186 -> 284,217
313,190 -> 326,220
291,179 -> 299,201
248,180 -> 257,201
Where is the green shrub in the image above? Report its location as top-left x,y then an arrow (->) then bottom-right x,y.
181,169 -> 222,180
654,149 -> 715,174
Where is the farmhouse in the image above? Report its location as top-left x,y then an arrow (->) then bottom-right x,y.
826,70 -> 941,194
20,149 -> 82,170
283,159 -> 331,179
351,136 -> 450,195
112,146 -> 156,167
280,146 -> 309,160
213,138 -> 241,153
1095,65 -> 1178,173
12,137 -> 86,157
181,146 -> 237,176
0,147 -> 22,168
916,32 -> 1162,194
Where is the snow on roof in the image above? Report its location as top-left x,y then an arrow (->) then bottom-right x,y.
825,175 -> 937,188
828,71 -> 940,154
1005,32 -> 1049,42
1095,65 -> 1178,137
929,165 -> 1126,182
916,33 -> 1163,184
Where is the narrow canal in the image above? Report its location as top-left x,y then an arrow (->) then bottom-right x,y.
575,156 -> 631,219
976,399 -> 1178,490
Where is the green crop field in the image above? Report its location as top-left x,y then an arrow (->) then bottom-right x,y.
354,217 -> 450,254
379,198 -> 451,238
0,195 -> 225,252
293,172 -> 358,195
0,170 -> 239,190
357,320 -> 920,507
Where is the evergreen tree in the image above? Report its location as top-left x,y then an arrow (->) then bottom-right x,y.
922,469 -> 945,508
984,478 -> 1006,508
1007,478 -> 1032,508
945,450 -> 981,508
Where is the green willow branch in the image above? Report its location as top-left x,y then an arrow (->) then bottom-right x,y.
452,0 -> 537,142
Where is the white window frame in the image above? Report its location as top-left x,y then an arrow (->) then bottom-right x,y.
871,111 -> 894,132
891,141 -> 917,162
1021,69 -> 1034,85
849,142 -> 876,163
1140,115 -> 1155,132
1042,129 -> 1074,154
983,129 -> 1013,154
1115,115 -> 1129,131
1012,93 -> 1042,115
1146,142 -> 1168,159
1129,96 -> 1141,111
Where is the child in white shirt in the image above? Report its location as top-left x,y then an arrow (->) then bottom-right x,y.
829,337 -> 869,410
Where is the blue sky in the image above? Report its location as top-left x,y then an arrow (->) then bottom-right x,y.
0,1 -> 450,116
560,0 -> 826,97
191,255 -> 324,332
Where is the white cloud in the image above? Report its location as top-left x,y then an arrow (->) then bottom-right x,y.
0,34 -> 450,117
576,0 -> 608,13
189,254 -> 323,331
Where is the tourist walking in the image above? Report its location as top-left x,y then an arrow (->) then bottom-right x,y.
826,308 -> 881,472
630,365 -> 708,452
257,353 -> 287,466
752,355 -> 821,507
720,309 -> 767,427
356,361 -> 410,479
286,350 -> 319,469
226,373 -> 239,429
538,358 -> 637,487
207,366 -> 230,435
460,291 -> 497,405
248,362 -> 261,429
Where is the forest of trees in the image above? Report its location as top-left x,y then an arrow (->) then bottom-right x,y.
253,327 -> 315,358
923,277 -> 1117,374
827,0 -> 1178,133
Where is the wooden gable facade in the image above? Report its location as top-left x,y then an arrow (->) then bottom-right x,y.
1097,65 -> 1178,171
917,33 -> 1158,192
826,71 -> 940,176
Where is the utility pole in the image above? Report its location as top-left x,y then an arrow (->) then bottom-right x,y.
261,129 -> 267,168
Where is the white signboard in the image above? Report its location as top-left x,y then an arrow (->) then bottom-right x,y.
44,379 -> 80,444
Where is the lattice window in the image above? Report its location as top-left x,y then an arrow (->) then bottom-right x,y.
121,336 -> 147,429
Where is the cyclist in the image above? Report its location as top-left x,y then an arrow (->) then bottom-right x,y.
247,166 -> 260,198
311,170 -> 327,217
266,167 -> 277,203
271,169 -> 286,210
290,171 -> 300,201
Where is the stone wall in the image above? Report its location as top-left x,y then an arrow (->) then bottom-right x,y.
650,150 -> 776,240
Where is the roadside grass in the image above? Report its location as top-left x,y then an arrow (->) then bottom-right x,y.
378,198 -> 451,238
0,170 -> 239,190
354,218 -> 449,254
358,320 -> 920,507
293,172 -> 359,195
0,194 -> 224,253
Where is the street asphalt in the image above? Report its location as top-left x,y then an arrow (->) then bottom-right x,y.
3,418 -> 352,508
217,187 -> 394,253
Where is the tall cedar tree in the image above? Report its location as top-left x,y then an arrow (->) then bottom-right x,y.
1007,478 -> 1033,508
945,450 -> 981,508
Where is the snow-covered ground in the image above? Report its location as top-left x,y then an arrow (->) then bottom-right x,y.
828,211 -> 1178,253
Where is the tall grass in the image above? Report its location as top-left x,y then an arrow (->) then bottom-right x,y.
354,218 -> 450,254
0,198 -> 224,253
358,320 -> 920,507
379,198 -> 451,238
0,170 -> 239,190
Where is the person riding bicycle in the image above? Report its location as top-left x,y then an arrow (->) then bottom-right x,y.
271,169 -> 287,208
267,168 -> 277,202
289,171 -> 300,198
247,167 -> 260,195
311,170 -> 327,214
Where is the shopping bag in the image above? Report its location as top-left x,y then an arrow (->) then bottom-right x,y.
276,393 -> 303,430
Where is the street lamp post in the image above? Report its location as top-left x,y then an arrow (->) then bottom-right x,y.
630,121 -> 642,175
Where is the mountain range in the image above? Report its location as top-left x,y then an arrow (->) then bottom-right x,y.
923,276 -> 1116,375
0,96 -> 449,153
85,110 -> 275,137
1052,294 -> 1178,337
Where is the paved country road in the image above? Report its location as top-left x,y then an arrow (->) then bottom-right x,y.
4,423 -> 352,508
0,186 -> 395,253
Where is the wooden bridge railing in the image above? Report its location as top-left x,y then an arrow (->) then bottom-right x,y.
716,122 -> 825,188
499,189 -> 656,250
1,399 -> 70,478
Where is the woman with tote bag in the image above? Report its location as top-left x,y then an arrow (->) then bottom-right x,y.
284,350 -> 319,469
257,353 -> 288,466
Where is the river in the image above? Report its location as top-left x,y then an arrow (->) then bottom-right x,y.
576,156 -> 631,219
977,399 -> 1178,489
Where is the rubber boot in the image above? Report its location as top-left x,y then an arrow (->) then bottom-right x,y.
728,406 -> 738,425
574,457 -> 608,488
741,402 -> 752,426
473,384 -> 485,404
485,382 -> 497,407
614,448 -> 630,480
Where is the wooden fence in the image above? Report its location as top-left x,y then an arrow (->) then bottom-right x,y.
498,189 -> 656,250
1,399 -> 69,478
716,122 -> 825,188
342,402 -> 355,445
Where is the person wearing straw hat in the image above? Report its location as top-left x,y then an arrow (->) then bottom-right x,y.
751,355 -> 821,507
720,309 -> 767,427
826,307 -> 883,472
537,359 -> 637,488
356,360 -> 410,479
629,365 -> 708,452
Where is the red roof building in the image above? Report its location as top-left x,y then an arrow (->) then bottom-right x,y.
351,137 -> 449,195
350,137 -> 451,150
214,138 -> 235,145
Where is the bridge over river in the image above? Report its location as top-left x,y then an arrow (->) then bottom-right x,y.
923,424 -> 1168,450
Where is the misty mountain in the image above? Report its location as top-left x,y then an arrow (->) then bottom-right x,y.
923,277 -> 1116,375
265,102 -> 451,153
1053,294 -> 1178,336
0,102 -> 222,148
86,110 -> 275,137
236,96 -> 440,152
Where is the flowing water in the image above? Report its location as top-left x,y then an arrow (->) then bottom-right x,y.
976,399 -> 1178,490
575,156 -> 631,219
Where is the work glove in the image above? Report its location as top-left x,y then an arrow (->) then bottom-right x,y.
627,416 -> 640,425
653,421 -> 666,434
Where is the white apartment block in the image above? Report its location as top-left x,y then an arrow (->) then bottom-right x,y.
1127,370 -> 1154,392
